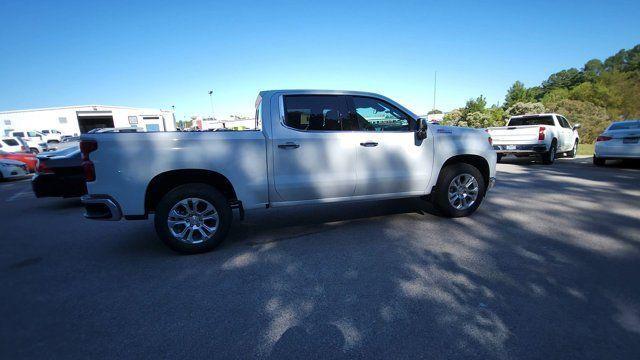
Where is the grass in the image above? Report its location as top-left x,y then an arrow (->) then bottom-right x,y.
577,142 -> 595,156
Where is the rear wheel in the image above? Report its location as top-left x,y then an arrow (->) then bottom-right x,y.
154,183 -> 232,254
432,163 -> 486,218
30,148 -> 39,154
593,156 -> 606,166
541,141 -> 556,165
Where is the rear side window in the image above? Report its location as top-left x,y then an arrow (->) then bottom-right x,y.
3,139 -> 19,146
353,97 -> 412,132
13,132 -> 25,137
609,121 -> 640,130
508,116 -> 555,126
283,95 -> 355,131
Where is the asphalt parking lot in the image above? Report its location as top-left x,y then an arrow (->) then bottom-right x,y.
2,156 -> 640,359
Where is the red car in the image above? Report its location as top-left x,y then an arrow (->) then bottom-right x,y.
0,150 -> 37,172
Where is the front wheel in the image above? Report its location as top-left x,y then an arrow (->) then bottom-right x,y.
568,140 -> 578,158
154,183 -> 232,254
593,156 -> 606,166
30,148 -> 39,154
432,163 -> 486,218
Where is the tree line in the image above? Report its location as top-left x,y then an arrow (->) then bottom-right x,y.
440,44 -> 640,143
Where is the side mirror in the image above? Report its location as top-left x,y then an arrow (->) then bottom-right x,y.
573,123 -> 581,130
416,118 -> 427,140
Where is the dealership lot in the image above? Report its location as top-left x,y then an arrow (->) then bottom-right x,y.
2,157 -> 640,359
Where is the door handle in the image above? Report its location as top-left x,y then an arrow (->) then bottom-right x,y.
278,142 -> 300,149
360,142 -> 378,147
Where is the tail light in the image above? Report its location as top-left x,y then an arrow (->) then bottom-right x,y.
36,160 -> 54,174
80,140 -> 98,182
484,129 -> 493,145
538,127 -> 546,141
596,135 -> 612,142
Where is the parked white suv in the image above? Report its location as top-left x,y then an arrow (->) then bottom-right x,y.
40,129 -> 63,143
487,114 -> 580,164
8,131 -> 48,153
80,90 -> 497,254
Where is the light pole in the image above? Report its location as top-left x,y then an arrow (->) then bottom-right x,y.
208,90 -> 214,120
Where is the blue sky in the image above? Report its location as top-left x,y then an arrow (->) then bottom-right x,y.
1,0 -> 638,120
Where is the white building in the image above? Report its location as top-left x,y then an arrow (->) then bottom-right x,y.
191,116 -> 257,131
0,105 -> 176,136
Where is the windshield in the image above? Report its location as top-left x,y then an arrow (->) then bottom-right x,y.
609,121 -> 640,130
508,116 -> 555,126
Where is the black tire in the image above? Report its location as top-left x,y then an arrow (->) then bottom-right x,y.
496,154 -> 503,163
154,183 -> 232,254
541,141 -> 557,165
30,148 -> 39,154
432,163 -> 486,218
568,140 -> 578,158
593,156 -> 606,166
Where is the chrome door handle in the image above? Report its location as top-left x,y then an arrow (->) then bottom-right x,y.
360,142 -> 378,147
278,142 -> 300,149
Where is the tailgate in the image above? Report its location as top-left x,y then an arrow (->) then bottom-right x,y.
488,125 -> 541,144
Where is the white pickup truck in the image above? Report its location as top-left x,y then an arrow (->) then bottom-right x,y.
80,90 -> 496,253
487,114 -> 580,164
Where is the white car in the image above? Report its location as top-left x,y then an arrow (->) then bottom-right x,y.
80,90 -> 497,254
0,159 -> 29,181
594,120 -> 640,165
1,137 -> 30,153
40,129 -> 64,142
487,114 -> 581,164
10,131 -> 49,153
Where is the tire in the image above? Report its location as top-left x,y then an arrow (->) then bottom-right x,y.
541,141 -> 557,165
30,148 -> 39,154
496,154 -> 503,163
154,183 -> 232,254
432,163 -> 486,218
593,156 -> 606,166
568,140 -> 578,158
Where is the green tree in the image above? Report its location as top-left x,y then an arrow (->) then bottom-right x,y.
504,81 -> 532,109
542,68 -> 584,90
463,95 -> 487,115
505,102 -> 546,117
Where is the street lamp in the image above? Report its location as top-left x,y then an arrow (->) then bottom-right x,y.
208,90 -> 214,120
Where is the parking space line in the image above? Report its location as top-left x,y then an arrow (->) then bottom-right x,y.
6,190 -> 33,202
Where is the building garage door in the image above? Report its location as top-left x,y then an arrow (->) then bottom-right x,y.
78,116 -> 114,133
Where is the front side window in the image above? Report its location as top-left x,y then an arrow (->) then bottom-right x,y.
42,130 -> 50,134
27,131 -> 38,137
283,95 -> 354,131
13,132 -> 25,137
558,117 -> 570,128
353,97 -> 411,132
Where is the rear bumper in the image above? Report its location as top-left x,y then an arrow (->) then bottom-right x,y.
32,173 -> 87,198
493,144 -> 547,154
81,195 -> 122,221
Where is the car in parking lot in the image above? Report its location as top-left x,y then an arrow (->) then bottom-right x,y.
80,90 -> 497,254
32,147 -> 86,198
1,137 -> 29,153
0,149 -> 37,172
594,120 -> 640,165
0,159 -> 29,181
487,114 -> 580,164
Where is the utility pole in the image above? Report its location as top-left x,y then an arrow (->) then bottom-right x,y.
432,71 -> 437,111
